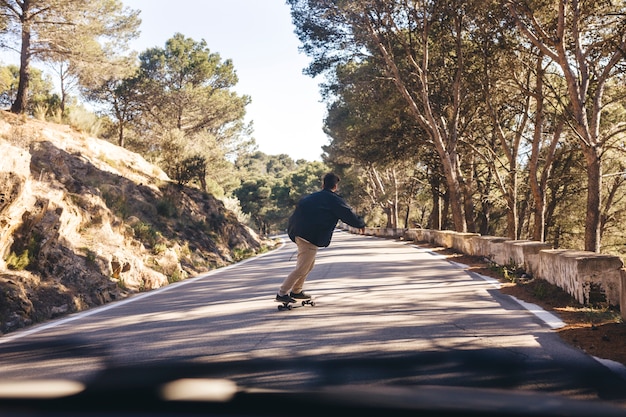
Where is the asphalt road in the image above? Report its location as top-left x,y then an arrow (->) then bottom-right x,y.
1,231 -> 626,406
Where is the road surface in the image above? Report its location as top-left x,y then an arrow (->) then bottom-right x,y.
1,231 -> 626,405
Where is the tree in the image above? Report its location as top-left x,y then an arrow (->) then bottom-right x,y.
508,0 -> 626,252
473,13 -> 531,239
526,52 -> 565,242
288,0 -> 500,233
47,62 -> 75,115
0,0 -> 140,114
288,0 -> 626,254
322,59 -> 428,230
0,64 -> 18,108
135,33 -> 248,137
285,160 -> 330,203
0,63 -> 58,114
234,178 -> 274,235
233,154 -> 330,234
84,67 -> 141,147
130,34 -> 251,189
92,33 -> 255,195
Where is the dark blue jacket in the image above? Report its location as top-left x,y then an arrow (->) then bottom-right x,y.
287,188 -> 365,247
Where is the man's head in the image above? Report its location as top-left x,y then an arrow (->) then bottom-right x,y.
323,172 -> 340,191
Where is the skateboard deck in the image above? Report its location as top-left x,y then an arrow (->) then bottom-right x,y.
275,298 -> 316,311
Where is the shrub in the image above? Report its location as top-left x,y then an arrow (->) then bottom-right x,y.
156,198 -> 178,218
132,222 -> 160,248
6,250 -> 30,270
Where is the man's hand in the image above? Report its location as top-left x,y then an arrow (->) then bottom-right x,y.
358,228 -> 365,235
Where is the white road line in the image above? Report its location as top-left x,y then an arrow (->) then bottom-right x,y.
0,240 -> 285,345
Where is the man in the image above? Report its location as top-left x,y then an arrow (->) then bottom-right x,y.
276,172 -> 366,303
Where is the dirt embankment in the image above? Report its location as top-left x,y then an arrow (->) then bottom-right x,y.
0,112 -> 270,334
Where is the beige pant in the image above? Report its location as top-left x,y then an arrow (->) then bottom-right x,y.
279,237 -> 318,295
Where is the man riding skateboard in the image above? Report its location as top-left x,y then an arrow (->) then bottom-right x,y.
276,172 -> 366,303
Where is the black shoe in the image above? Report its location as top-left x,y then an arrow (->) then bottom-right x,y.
290,291 -> 311,300
276,294 -> 295,303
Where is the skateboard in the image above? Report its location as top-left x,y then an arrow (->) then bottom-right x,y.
276,298 -> 316,311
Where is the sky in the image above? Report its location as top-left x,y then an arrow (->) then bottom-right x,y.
122,0 -> 329,161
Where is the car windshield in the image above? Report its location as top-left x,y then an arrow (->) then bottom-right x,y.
2,1 -> 626,416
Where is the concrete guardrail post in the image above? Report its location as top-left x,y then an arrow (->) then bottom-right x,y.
538,249 -> 622,306
451,233 -> 480,255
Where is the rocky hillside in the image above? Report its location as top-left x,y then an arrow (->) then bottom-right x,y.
0,111 -> 270,334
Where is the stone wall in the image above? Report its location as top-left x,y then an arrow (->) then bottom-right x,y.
341,225 -> 625,319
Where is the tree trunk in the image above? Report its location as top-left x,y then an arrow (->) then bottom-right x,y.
484,81 -> 526,239
404,205 -> 410,229
440,149 -> 467,232
391,168 -> 399,229
11,17 -> 32,114
507,1 -> 625,253
365,15 -> 467,233
584,148 -> 602,252
530,119 -> 562,242
505,171 -> 518,239
59,69 -> 67,116
460,153 -> 476,233
117,123 -> 125,147
529,56 -> 545,241
517,191 -> 530,239
529,166 -> 546,242
441,191 -> 451,230
428,171 -> 441,230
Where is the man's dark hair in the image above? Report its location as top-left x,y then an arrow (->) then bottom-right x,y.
323,172 -> 340,190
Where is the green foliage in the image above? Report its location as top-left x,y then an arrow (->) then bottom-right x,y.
232,152 -> 331,234
488,260 -> 526,284
286,0 -> 626,254
156,198 -> 178,218
1,0 -> 140,114
221,196 -> 250,224
92,33 -> 253,194
167,270 -> 184,284
324,61 -> 422,166
532,281 -> 549,300
153,243 -> 167,255
134,34 -> 249,148
66,105 -> 103,136
172,155 -> 207,188
0,65 -> 17,108
0,64 -> 60,116
117,277 -> 127,290
5,250 -> 30,270
1,0 -> 625,261
85,73 -> 142,147
579,306 -> 622,325
232,248 -> 254,262
132,222 -> 161,248
101,189 -> 130,219
84,248 -> 97,264
5,231 -> 42,271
